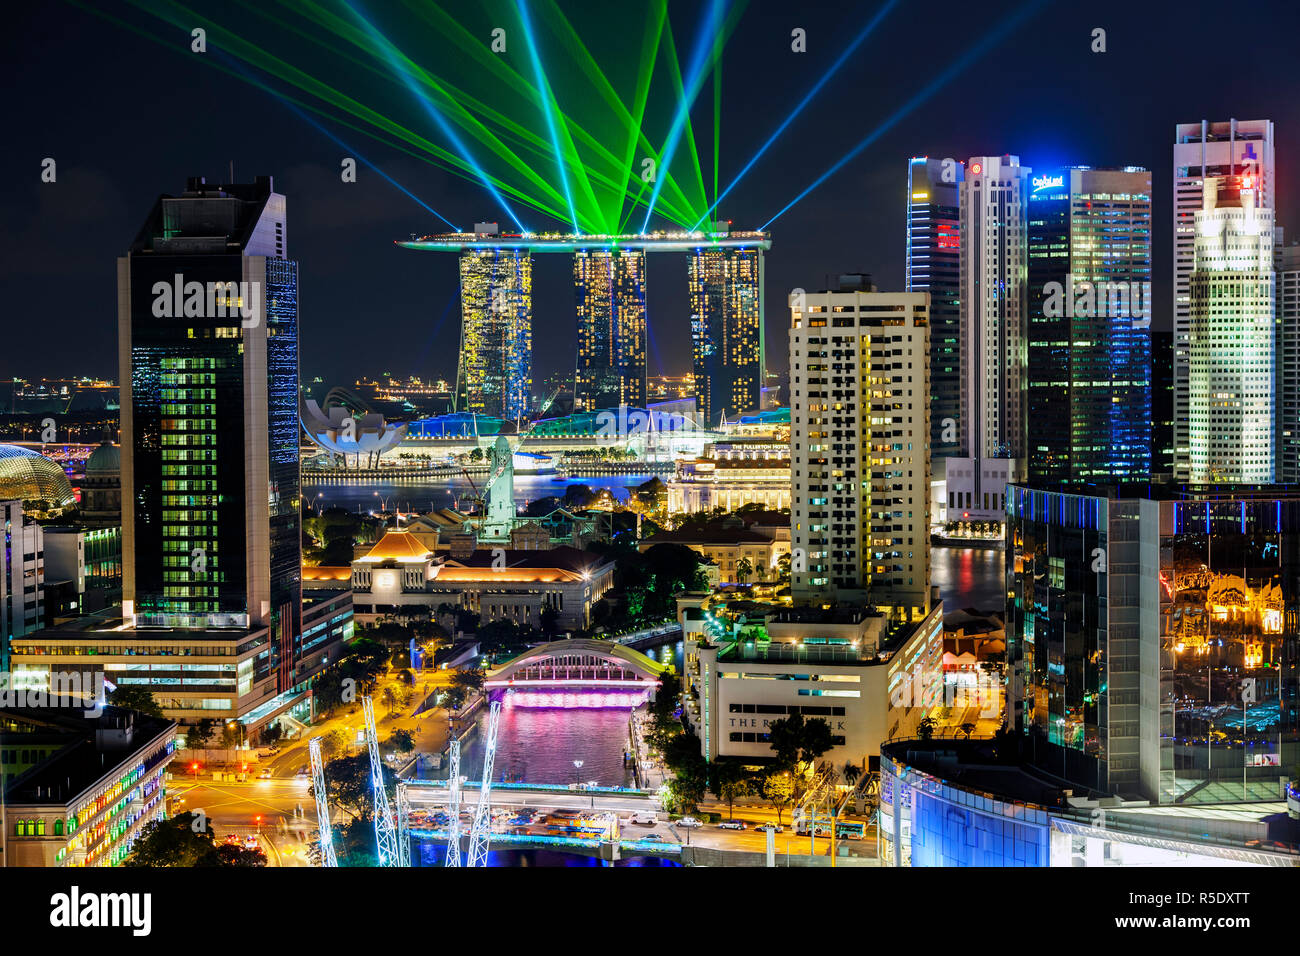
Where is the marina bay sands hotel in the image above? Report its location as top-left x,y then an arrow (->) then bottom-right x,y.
396,223 -> 770,427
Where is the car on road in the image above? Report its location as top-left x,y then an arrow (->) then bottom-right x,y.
676,816 -> 703,828
628,811 -> 658,825
754,823 -> 783,833
508,815 -> 532,827
717,820 -> 746,830
294,766 -> 310,776
638,833 -> 666,842
257,769 -> 273,780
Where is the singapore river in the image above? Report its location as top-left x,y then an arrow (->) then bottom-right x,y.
452,693 -> 640,788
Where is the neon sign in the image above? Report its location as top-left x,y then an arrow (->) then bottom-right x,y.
1032,174 -> 1064,192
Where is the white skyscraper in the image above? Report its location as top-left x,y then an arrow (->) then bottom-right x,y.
949,155 -> 1030,526
1173,119 -> 1275,479
1187,175 -> 1275,483
788,278 -> 931,615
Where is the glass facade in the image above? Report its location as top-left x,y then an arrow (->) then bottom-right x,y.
688,246 -> 764,426
129,255 -> 252,628
573,249 -> 647,411
1026,167 -> 1152,483
1007,484 -> 1300,803
456,248 -> 532,420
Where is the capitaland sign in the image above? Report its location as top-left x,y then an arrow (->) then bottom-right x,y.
1032,174 -> 1064,192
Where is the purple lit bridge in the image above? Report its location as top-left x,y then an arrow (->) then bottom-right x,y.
485,639 -> 668,709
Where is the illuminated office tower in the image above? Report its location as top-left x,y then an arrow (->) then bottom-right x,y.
950,155 -> 1030,525
1187,174 -> 1275,483
573,248 -> 647,410
1277,240 -> 1300,483
906,157 -> 963,458
788,278 -> 931,614
1173,118 -> 1275,479
456,246 -> 532,420
118,175 -> 300,645
689,229 -> 766,426
1026,166 -> 1152,483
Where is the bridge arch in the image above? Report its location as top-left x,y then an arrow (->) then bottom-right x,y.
486,639 -> 668,692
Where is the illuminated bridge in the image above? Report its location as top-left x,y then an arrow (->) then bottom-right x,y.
486,639 -> 667,708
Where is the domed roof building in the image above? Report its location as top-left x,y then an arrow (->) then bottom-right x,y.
0,445 -> 76,511
80,439 -> 122,524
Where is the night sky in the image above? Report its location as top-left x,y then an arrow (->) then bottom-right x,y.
4,0 -> 1299,390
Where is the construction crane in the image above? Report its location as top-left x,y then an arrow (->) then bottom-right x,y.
362,696 -> 400,867
465,699 -> 503,867
308,737 -> 338,868
444,738 -> 463,867
395,780 -> 412,868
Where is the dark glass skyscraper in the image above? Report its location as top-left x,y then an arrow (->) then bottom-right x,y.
573,248 -> 647,411
117,175 -> 301,669
906,157 -> 963,457
1026,166 -> 1152,483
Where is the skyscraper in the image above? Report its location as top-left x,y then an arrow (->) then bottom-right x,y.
1275,240 -> 1300,483
1027,166 -> 1152,483
1151,330 -> 1176,479
573,248 -> 647,411
906,157 -> 963,458
1173,118 -> 1275,479
789,278 -> 931,614
456,231 -> 532,420
950,155 -> 1030,525
1187,174 -> 1275,483
118,174 -> 301,654
689,227 -> 766,427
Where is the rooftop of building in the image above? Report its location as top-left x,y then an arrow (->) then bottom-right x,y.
396,225 -> 771,253
438,545 -> 612,576
1011,481 -> 1300,502
882,739 -> 1300,856
2,705 -> 177,808
0,444 -> 77,508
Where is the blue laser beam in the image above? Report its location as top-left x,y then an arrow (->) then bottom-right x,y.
515,0 -> 579,232
760,0 -> 1049,231
640,0 -> 727,233
691,0 -> 900,231
344,0 -> 529,232
213,49 -> 461,230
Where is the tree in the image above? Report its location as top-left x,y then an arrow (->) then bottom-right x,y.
712,762 -> 752,819
125,812 -> 219,867
450,668 -> 485,695
321,728 -> 349,758
320,751 -> 398,820
959,722 -> 976,740
762,773 -> 796,826
187,718 -> 215,751
540,605 -> 560,638
767,713 -> 835,774
107,686 -> 164,719
388,728 -> 416,753
916,716 -> 937,741
842,761 -> 862,786
736,556 -> 753,585
126,812 -> 265,867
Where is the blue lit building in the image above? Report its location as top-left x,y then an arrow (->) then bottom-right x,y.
1026,167 -> 1152,483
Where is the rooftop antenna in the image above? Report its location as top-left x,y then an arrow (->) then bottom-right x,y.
229,160 -> 235,183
